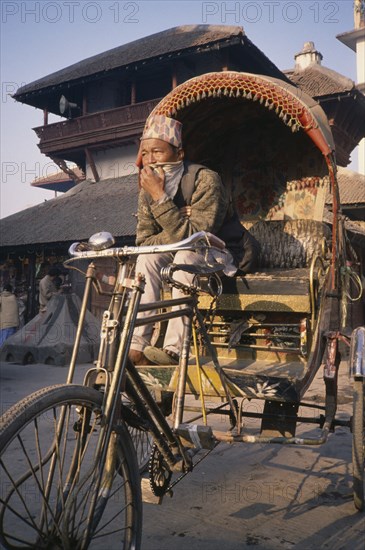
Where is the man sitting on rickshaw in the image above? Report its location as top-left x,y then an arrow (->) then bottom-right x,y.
129,114 -> 258,366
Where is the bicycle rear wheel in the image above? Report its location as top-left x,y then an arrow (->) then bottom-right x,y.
122,393 -> 153,473
0,384 -> 142,549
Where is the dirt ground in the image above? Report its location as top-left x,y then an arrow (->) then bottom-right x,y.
0,358 -> 364,550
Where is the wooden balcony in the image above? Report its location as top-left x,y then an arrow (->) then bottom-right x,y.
34,99 -> 161,155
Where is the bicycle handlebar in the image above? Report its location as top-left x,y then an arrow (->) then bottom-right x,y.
67,231 -> 226,262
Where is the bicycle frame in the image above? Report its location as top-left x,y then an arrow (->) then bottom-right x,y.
64,233 -> 234,478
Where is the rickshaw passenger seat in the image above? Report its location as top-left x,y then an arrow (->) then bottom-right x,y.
163,220 -> 331,314
196,219 -> 331,314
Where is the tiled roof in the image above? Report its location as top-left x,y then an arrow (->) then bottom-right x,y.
285,64 -> 356,97
327,167 -> 365,206
31,167 -> 84,186
0,175 -> 138,247
14,26 -> 246,98
2,167 -> 363,250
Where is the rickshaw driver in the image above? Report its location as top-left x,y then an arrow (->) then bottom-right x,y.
129,114 -> 257,366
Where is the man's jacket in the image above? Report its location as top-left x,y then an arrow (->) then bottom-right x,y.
136,162 -> 258,273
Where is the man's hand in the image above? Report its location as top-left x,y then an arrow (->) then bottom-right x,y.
140,166 -> 165,202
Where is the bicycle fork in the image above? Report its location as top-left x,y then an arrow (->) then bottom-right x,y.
80,272 -> 147,546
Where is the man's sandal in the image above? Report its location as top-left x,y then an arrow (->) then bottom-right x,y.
143,347 -> 179,366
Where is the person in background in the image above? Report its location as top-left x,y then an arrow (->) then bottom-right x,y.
0,284 -> 19,347
39,266 -> 61,313
53,275 -> 63,291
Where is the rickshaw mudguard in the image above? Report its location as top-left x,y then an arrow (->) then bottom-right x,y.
350,327 -> 365,378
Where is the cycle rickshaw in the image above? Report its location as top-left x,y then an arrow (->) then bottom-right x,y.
0,71 -> 364,549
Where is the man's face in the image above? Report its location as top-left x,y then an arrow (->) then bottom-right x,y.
140,138 -> 183,166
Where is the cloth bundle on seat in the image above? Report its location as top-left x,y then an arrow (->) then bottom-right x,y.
246,220 -> 331,270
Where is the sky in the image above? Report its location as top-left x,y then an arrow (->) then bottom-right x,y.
0,0 -> 359,219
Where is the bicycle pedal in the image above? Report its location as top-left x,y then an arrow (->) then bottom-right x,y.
176,423 -> 215,450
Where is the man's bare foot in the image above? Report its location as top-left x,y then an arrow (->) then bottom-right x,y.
128,349 -> 149,365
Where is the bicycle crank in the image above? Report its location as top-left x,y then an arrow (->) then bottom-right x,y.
148,444 -> 173,497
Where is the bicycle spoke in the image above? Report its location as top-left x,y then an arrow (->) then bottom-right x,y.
93,480 -> 132,538
17,433 -> 61,537
0,458 -> 42,535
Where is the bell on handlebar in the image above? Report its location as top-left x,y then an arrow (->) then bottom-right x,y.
88,232 -> 115,251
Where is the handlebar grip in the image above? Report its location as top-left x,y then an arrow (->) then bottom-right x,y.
68,242 -> 81,256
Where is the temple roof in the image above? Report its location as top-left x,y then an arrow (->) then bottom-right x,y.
330,167 -> 365,205
0,176 -> 138,248
284,64 -> 358,97
285,60 -> 365,167
14,25 -> 286,107
31,167 -> 85,192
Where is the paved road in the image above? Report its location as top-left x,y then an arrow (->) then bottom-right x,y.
0,359 -> 364,549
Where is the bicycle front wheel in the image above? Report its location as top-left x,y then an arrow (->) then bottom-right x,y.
0,384 -> 142,549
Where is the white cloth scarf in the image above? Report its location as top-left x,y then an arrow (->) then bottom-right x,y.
151,161 -> 184,200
